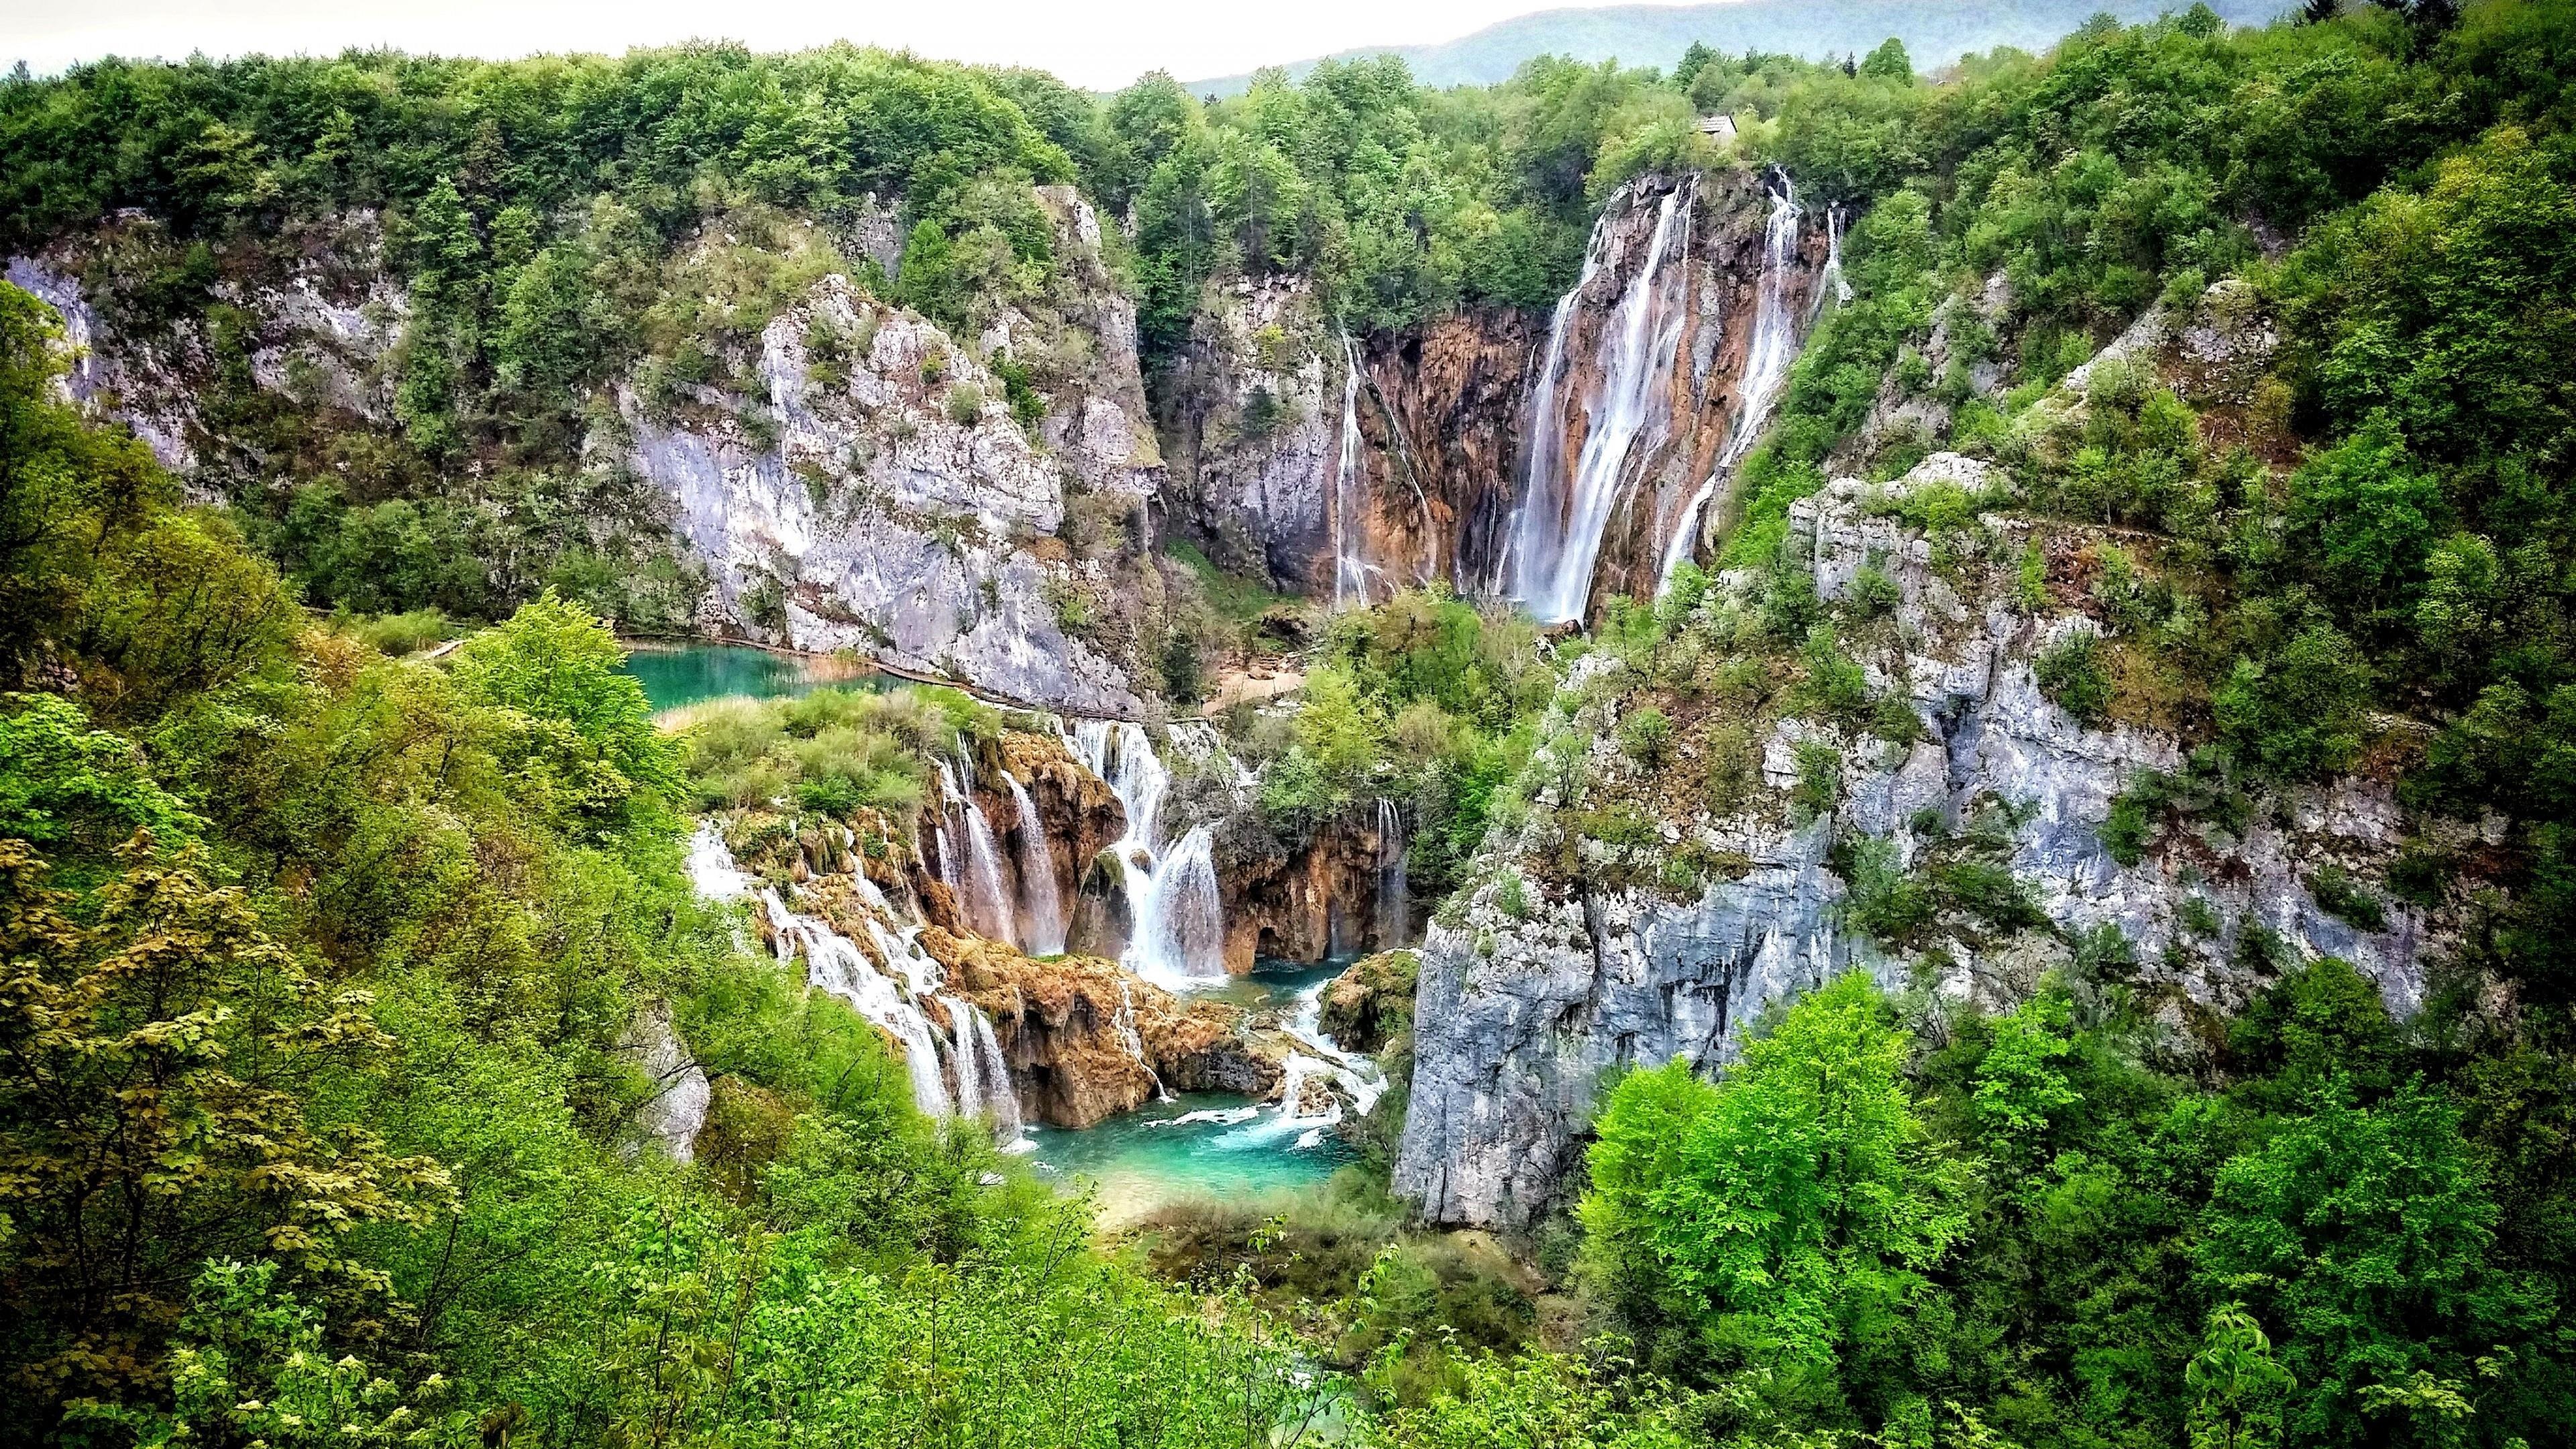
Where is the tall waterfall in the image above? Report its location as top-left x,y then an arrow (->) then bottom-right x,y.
1658,173 -> 1808,595
1375,796 -> 1409,949
1063,719 -> 1230,989
1005,775 -> 1065,955
1504,180 -> 1697,624
1331,332 -> 1378,610
943,754 -> 1016,944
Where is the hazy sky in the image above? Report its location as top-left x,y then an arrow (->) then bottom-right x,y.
5,0 -> 1660,89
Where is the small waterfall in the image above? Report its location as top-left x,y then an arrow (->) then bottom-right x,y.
1505,179 -> 1697,624
762,888 -> 954,1118
949,755 -> 1016,945
686,821 -> 751,900
1331,333 -> 1380,610
1821,201 -> 1854,307
1005,775 -> 1065,955
1114,977 -> 1171,1102
1659,172 -> 1808,595
966,1003 -> 1032,1148
1063,719 -> 1230,989
1375,797 -> 1409,949
945,995 -> 987,1119
1130,824 -> 1226,988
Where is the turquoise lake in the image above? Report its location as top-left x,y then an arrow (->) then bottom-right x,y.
621,643 -> 888,712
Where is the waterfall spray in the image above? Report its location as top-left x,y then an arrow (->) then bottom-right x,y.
1504,179 -> 1697,623
1658,172 -> 1807,595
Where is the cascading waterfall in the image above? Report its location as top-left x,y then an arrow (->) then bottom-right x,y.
1504,180 -> 1697,624
761,887 -> 955,1118
1063,719 -> 1228,989
949,755 -> 1016,944
686,820 -> 753,900
1375,797 -> 1409,949
1130,824 -> 1226,987
1330,332 -> 1380,610
694,818 -> 1026,1144
1658,172 -> 1809,595
1004,775 -> 1065,955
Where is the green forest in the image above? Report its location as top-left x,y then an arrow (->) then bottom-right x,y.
6,0 -> 2576,1446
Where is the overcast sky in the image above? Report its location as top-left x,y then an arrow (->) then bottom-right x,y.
5,0 -> 1660,90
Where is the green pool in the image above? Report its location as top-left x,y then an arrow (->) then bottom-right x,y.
620,643 -> 887,712
1025,960 -> 1362,1227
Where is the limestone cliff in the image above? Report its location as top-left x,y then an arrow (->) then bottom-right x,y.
1394,443 -> 2430,1226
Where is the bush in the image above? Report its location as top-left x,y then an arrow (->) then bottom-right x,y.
1619,708 -> 1672,769
944,381 -> 986,424
2033,632 -> 2113,727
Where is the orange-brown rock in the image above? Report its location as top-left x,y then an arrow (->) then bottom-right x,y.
916,926 -> 1284,1127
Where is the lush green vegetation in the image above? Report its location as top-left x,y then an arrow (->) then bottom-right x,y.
11,1 -> 2576,1445
0,283 -> 1321,1448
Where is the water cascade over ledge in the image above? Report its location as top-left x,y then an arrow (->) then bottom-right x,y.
1064,720 -> 1230,988
1503,178 -> 1698,623
1659,172 -> 1810,594
686,822 -> 1031,1148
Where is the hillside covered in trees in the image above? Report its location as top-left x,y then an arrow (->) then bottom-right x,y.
5,2 -> 2576,1447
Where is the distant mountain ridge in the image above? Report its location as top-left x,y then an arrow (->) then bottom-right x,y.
1181,0 -> 2289,95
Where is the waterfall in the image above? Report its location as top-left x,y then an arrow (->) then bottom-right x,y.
1820,201 -> 1854,307
1331,333 -> 1379,610
967,1002 -> 1032,1148
1114,977 -> 1171,1101
1063,719 -> 1230,989
761,887 -> 954,1118
686,821 -> 751,900
1658,172 -> 1808,595
1375,797 -> 1409,949
1129,824 -> 1226,988
1505,180 -> 1697,624
1005,774 -> 1065,955
942,993 -> 1030,1148
945,995 -> 986,1119
947,754 -> 1016,944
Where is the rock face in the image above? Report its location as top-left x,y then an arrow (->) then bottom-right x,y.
918,926 -> 1285,1127
635,191 -> 1163,714
1393,445 -> 2429,1228
1216,815 -> 1403,972
619,1000 -> 711,1165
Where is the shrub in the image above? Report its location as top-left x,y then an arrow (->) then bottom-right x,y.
1792,740 -> 1842,821
2033,632 -> 2113,727
2306,863 -> 2389,932
943,382 -> 985,425
1619,708 -> 1673,769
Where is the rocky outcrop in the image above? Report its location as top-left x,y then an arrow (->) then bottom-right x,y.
1216,816 -> 1401,972
918,926 -> 1286,1126
1394,444 -> 2430,1228
618,999 -> 711,1165
639,195 -> 1162,714
1320,949 -> 1419,1055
